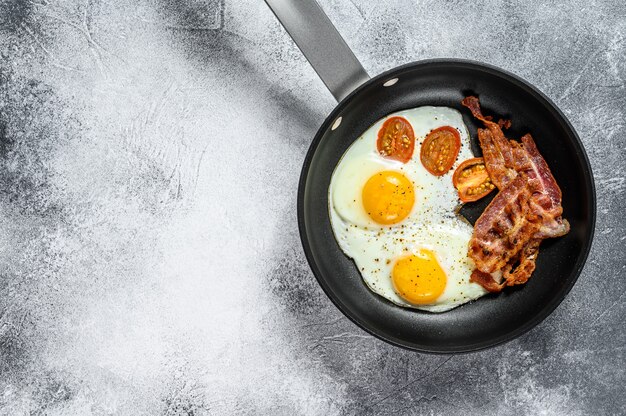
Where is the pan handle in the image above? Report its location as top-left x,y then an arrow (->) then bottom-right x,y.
264,0 -> 370,102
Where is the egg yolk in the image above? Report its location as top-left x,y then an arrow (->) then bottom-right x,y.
392,250 -> 447,304
362,170 -> 415,225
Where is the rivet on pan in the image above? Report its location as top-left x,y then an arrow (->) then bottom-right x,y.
383,78 -> 399,87
331,117 -> 342,131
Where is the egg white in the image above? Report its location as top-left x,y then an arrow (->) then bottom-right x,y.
329,106 -> 488,312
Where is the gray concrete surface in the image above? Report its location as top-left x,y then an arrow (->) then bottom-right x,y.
0,0 -> 624,414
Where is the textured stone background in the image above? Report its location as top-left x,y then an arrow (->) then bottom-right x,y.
0,0 -> 624,414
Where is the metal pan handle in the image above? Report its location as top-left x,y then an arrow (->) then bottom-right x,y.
264,0 -> 370,102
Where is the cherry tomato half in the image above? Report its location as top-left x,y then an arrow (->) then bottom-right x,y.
420,126 -> 461,176
377,117 -> 415,163
452,157 -> 496,202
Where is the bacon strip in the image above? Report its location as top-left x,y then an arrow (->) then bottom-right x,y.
469,173 -> 540,274
463,97 -> 517,187
461,96 -> 569,291
521,134 -> 570,238
470,269 -> 504,293
477,128 -> 513,189
502,238 -> 541,285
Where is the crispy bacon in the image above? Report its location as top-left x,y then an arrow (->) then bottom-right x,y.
469,173 -> 541,274
470,269 -> 504,293
520,134 -> 570,238
461,96 -> 569,292
502,238 -> 541,285
477,128 -> 515,189
464,96 -> 518,188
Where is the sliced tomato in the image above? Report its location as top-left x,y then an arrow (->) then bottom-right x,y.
377,117 -> 415,163
420,126 -> 461,176
452,157 -> 496,202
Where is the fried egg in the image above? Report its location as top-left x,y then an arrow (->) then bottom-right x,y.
329,106 -> 488,312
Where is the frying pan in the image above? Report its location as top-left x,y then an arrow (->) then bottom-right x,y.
265,0 -> 596,352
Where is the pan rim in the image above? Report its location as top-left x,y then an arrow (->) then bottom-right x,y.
296,58 -> 597,353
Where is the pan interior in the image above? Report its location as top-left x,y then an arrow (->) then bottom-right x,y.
299,60 -> 595,352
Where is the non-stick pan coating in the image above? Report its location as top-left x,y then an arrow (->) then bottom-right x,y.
298,60 -> 595,353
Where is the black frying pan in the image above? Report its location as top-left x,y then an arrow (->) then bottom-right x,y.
266,0 -> 596,352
